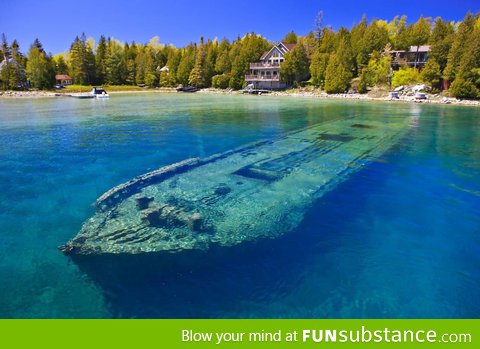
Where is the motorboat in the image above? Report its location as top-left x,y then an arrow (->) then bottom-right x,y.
91,87 -> 109,98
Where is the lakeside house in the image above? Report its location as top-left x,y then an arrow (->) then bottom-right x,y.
55,74 -> 73,85
391,45 -> 431,70
245,42 -> 296,90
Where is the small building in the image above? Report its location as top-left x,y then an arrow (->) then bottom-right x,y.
55,74 -> 73,85
391,46 -> 431,70
245,42 -> 296,90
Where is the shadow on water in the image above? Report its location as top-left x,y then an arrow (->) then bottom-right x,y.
68,230 -> 322,318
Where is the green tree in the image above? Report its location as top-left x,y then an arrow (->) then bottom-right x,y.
393,16 -> 411,50
388,15 -> 407,43
163,46 -> 181,86
324,34 -> 354,93
0,35 -> 27,89
229,34 -> 270,89
26,39 -> 55,89
177,43 -> 196,86
280,43 -> 309,86
204,39 -> 217,86
309,28 -> 336,87
124,42 -> 138,85
449,24 -> 480,98
350,16 -> 368,69
188,37 -> 207,87
421,58 -> 441,89
53,55 -> 69,74
449,78 -> 479,99
357,20 -> 389,68
391,67 -> 421,87
68,35 -> 89,84
444,13 -> 476,81
361,48 -> 392,88
411,16 -> 432,67
95,35 -> 107,84
428,17 -> 454,72
105,38 -> 126,85
211,74 -> 231,89
283,31 -> 298,44
215,39 -> 231,74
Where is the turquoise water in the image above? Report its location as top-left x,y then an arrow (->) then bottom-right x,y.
0,93 -> 479,318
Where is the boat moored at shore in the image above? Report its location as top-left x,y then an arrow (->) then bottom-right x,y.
69,87 -> 109,99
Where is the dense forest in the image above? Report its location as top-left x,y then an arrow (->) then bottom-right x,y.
1,11 -> 479,98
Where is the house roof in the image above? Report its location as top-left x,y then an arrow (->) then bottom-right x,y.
259,42 -> 297,61
282,43 -> 296,51
409,45 -> 431,52
55,74 -> 72,80
0,57 -> 24,70
392,45 -> 431,54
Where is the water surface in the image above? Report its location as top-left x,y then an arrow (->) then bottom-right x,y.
0,93 -> 479,318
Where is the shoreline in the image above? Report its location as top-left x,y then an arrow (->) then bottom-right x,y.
1,88 -> 479,107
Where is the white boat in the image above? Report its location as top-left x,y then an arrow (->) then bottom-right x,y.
91,87 -> 109,98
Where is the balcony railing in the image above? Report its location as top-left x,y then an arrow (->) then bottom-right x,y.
249,62 -> 281,68
245,75 -> 280,81
392,59 -> 428,66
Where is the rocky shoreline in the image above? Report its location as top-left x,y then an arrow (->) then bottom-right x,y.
1,88 -> 479,107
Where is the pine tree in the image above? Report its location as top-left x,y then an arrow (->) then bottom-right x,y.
449,24 -> 480,98
363,21 -> 390,62
362,49 -> 392,88
309,28 -> 336,87
69,36 -> 88,84
283,31 -> 298,44
444,13 -> 476,81
188,37 -> 207,87
54,55 -> 68,74
229,34 -> 270,89
125,42 -> 138,85
324,34 -> 355,93
280,43 -> 309,86
177,44 -> 196,86
428,17 -> 454,72
421,58 -> 441,89
214,38 -> 231,74
0,35 -> 27,89
95,35 -> 107,84
411,16 -> 432,67
350,16 -> 368,69
204,39 -> 217,86
26,39 -> 55,89
105,38 -> 126,85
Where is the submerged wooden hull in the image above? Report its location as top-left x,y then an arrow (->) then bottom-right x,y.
61,116 -> 411,255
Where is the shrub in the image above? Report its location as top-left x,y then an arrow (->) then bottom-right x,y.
391,67 -> 421,87
449,78 -> 479,99
421,59 -> 441,89
211,74 -> 231,89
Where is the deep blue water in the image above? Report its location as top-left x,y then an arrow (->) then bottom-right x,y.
0,93 -> 479,318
